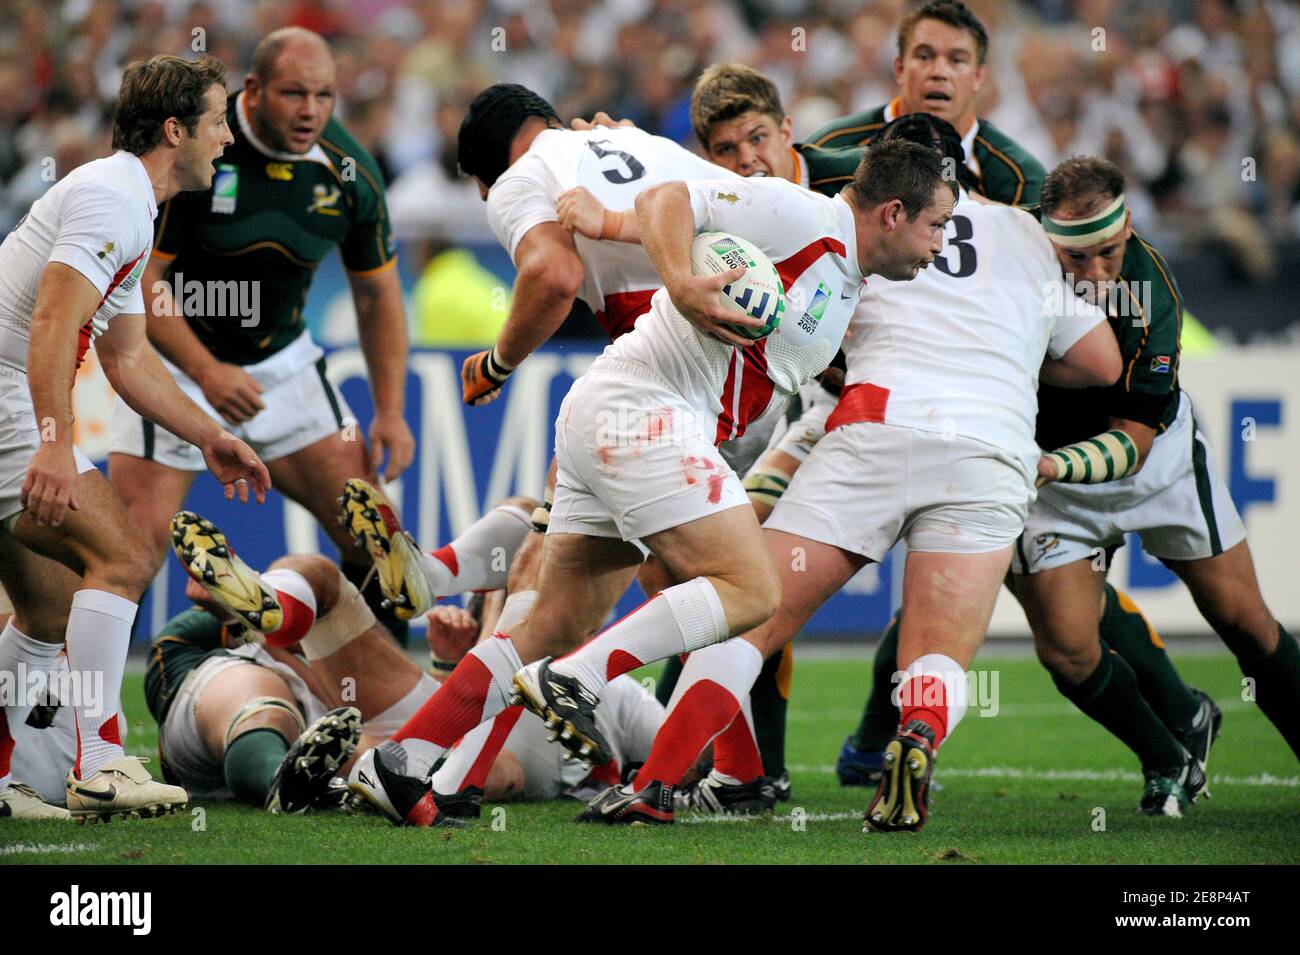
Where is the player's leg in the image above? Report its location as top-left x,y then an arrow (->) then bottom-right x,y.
837,615 -> 901,785
0,537 -> 79,819
1011,558 -> 1198,814
602,531 -> 861,823
1164,540 -> 1300,758
8,468 -> 188,819
105,452 -> 197,578
865,546 -> 1011,831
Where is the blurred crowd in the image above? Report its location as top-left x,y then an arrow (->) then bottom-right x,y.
2,0 -> 1299,291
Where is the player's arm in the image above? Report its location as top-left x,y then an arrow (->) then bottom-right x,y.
1038,321 -> 1121,388
96,311 -> 270,503
556,187 -> 640,243
143,255 -> 266,424
22,262 -> 101,525
634,180 -> 764,347
462,222 -> 586,406
348,263 -> 414,480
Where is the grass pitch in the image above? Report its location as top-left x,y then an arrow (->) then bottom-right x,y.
4,652 -> 1297,865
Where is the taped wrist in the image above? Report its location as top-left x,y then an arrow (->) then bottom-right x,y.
742,464 -> 793,508
1048,429 -> 1139,483
482,347 -> 515,386
600,208 -> 625,240
530,483 -> 554,534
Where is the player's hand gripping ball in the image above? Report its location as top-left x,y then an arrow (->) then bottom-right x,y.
690,231 -> 785,340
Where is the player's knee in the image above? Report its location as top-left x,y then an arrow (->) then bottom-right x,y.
266,554 -> 339,612
1034,632 -> 1098,683
506,534 -> 544,593
1206,600 -> 1278,657
499,495 -> 540,514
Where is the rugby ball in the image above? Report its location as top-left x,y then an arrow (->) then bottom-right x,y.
690,231 -> 785,340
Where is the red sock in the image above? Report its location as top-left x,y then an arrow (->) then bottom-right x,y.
453,705 -> 523,792
712,708 -> 764,784
264,589 -> 316,648
394,655 -> 493,748
899,674 -> 948,748
0,710 -> 13,780
633,680 -> 739,791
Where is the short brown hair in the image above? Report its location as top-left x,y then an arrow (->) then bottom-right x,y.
111,54 -> 227,156
1041,156 -> 1126,217
898,0 -> 989,66
690,63 -> 784,148
849,138 -> 957,220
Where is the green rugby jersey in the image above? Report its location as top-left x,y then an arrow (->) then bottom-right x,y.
144,607 -> 237,725
796,142 -> 865,198
807,99 -> 1044,207
1035,229 -> 1184,450
152,92 -> 396,365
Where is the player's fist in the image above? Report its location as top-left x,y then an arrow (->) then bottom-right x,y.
461,347 -> 515,406
557,186 -> 609,239
426,604 -> 480,675
569,112 -> 635,131
197,362 -> 265,424
1035,454 -> 1064,487
667,266 -> 763,348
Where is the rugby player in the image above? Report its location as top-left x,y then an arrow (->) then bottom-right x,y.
347,137 -> 958,827
0,54 -> 271,822
1012,158 -> 1299,784
575,115 -> 1122,829
105,27 -> 415,636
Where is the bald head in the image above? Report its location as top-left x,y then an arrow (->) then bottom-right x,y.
245,27 -> 336,154
251,27 -> 333,85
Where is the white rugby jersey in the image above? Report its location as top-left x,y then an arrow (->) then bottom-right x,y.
607,176 -> 863,444
486,126 -> 735,340
827,193 -> 1107,470
0,150 -> 156,371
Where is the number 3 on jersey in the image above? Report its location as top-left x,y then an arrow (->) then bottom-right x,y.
933,214 -> 976,279
586,139 -> 645,184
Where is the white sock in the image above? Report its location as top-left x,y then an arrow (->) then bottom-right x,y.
898,653 -> 969,743
364,672 -> 438,738
0,620 -> 63,789
65,589 -> 136,777
424,505 -> 533,596
552,577 -> 729,696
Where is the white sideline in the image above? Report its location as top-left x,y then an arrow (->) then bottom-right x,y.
786,764 -> 1299,787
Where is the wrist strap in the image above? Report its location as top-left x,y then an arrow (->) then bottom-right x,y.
1048,429 -> 1139,483
483,347 -> 515,384
600,208 -> 625,241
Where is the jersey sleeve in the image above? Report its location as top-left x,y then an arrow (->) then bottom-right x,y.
46,180 -> 144,298
685,178 -> 821,257
1105,240 -> 1182,427
340,156 -> 398,274
485,161 -> 559,262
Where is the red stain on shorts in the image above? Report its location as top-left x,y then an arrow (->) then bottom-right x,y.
682,455 -> 723,502
707,473 -> 724,504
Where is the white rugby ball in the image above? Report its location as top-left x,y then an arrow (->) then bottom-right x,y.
690,231 -> 785,340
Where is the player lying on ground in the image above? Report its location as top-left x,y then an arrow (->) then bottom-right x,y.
0,54 -> 271,824
149,508 -> 663,818
346,137 -> 957,827
105,27 -> 416,640
576,116 -> 1121,830
840,156 -> 1300,817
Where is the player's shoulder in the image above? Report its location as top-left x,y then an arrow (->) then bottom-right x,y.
1125,230 -> 1181,310
807,105 -> 888,148
972,118 -> 1045,205
316,116 -> 386,199
972,118 -> 1044,174
799,143 -> 862,197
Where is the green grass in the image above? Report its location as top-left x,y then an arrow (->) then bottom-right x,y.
4,653 -> 1297,864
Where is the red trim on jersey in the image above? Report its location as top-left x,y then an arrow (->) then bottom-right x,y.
596,288 -> 656,341
826,382 -> 891,431
774,237 -> 847,294
77,247 -> 149,366
712,237 -> 846,443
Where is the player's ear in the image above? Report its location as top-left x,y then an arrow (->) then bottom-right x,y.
162,115 -> 186,147
880,197 -> 904,231
893,54 -> 905,84
475,177 -> 489,201
779,114 -> 793,147
972,60 -> 988,94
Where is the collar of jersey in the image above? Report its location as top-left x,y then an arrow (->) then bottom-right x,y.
832,193 -> 863,282
118,150 -> 158,218
235,91 -> 333,168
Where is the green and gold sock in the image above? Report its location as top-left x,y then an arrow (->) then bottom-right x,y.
223,728 -> 289,806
